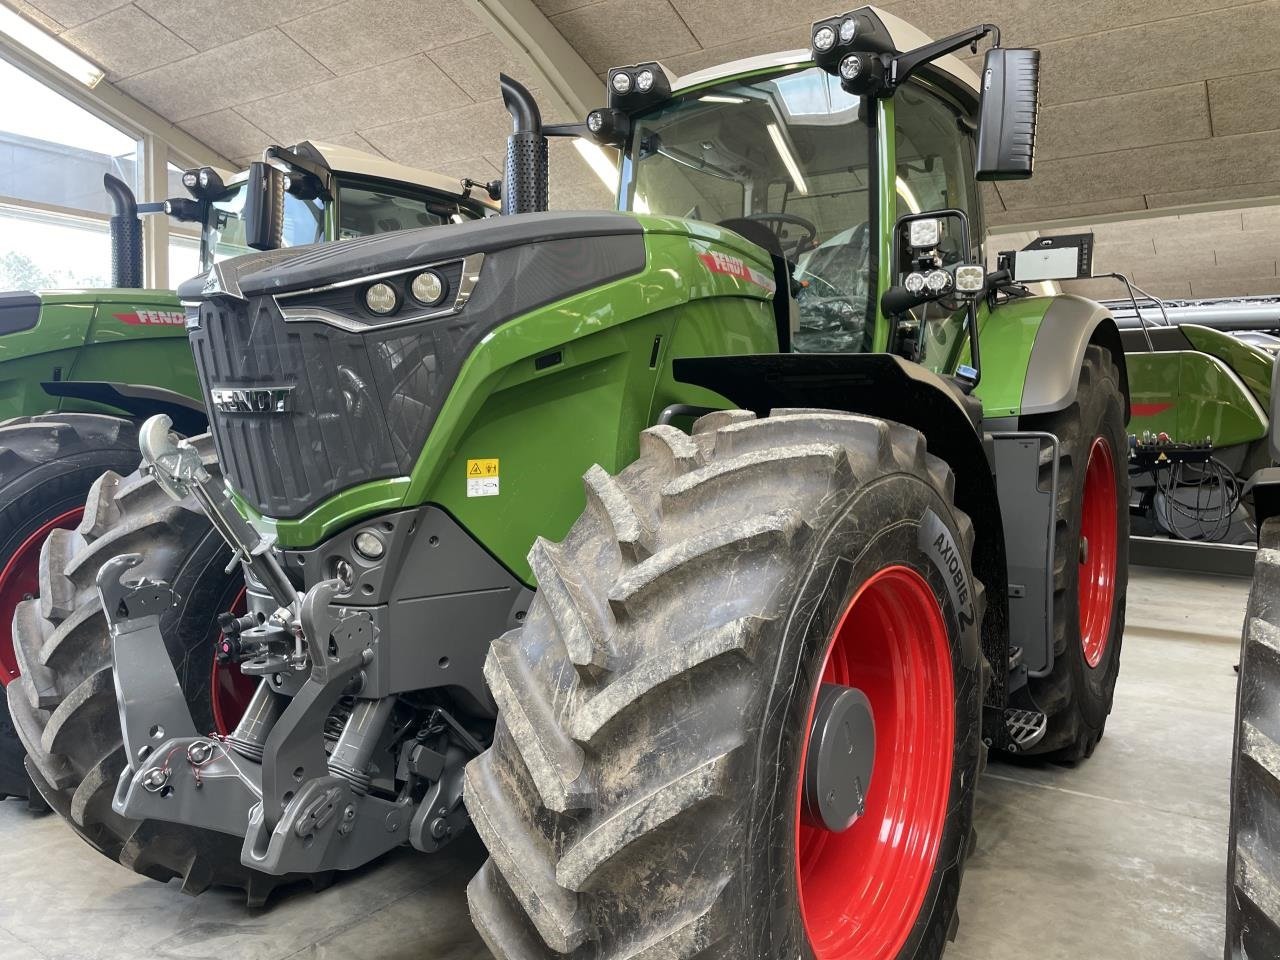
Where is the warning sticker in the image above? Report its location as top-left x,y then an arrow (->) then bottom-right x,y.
466,459 -> 500,497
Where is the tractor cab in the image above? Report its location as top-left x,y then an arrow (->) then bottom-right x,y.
592,8 -> 1024,386
162,141 -> 497,273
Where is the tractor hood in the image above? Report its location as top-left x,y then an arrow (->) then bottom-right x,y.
183,212 -> 646,302
184,211 -> 656,521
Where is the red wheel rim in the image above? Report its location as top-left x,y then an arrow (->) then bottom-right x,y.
0,507 -> 82,685
1078,437 -> 1118,670
796,565 -> 954,959
209,586 -> 255,735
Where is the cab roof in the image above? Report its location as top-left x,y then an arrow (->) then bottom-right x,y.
671,6 -> 980,98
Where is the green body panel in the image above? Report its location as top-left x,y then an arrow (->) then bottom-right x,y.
946,296 -> 1053,419
1125,349 -> 1266,446
0,288 -> 199,421
258,220 -> 781,578
1180,323 -> 1272,410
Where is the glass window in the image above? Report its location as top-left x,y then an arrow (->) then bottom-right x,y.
0,58 -> 139,216
625,67 -> 877,353
169,232 -> 201,284
894,82 -> 982,372
336,182 -> 481,240
894,82 -> 981,260
0,202 -> 111,289
203,182 -> 324,265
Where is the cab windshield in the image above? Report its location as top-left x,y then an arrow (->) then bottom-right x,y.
621,66 -> 875,352
201,183 -> 325,270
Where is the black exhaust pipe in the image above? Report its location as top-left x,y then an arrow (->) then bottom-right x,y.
499,74 -> 548,215
104,173 -> 142,288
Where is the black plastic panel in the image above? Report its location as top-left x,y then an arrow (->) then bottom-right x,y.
191,227 -> 646,519
0,292 -> 41,335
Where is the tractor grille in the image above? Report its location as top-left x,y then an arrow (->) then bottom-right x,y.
190,229 -> 646,521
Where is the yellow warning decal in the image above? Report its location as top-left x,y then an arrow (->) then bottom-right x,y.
467,458 -> 499,477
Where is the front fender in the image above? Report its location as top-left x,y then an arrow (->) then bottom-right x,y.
976,295 -> 1130,421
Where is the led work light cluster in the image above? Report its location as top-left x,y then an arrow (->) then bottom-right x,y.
900,218 -> 986,300
809,9 -> 896,94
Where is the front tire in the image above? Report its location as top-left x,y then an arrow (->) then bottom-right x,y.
465,409 -> 985,959
0,415 -> 142,806
5,438 -> 286,904
1226,517 -> 1280,958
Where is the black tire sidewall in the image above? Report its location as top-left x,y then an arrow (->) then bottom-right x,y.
1059,360 -> 1128,730
746,473 -> 983,960
157,526 -> 243,736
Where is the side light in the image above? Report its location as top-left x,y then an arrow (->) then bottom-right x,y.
839,54 -> 862,81
635,68 -> 655,93
354,530 -> 385,560
611,71 -> 632,94
812,25 -> 836,51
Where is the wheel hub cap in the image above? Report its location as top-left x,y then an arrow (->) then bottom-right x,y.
802,683 -> 875,833
1078,436 -> 1118,670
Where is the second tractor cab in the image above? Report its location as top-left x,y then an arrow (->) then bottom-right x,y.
15,7 -> 1128,960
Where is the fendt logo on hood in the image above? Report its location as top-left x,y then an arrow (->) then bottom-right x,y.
114,310 -> 186,327
698,251 -> 777,294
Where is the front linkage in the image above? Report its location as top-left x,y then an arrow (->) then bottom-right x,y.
104,416 -> 473,876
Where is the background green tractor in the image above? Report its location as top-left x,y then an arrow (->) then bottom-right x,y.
0,147 -> 496,803
11,7 -> 1129,957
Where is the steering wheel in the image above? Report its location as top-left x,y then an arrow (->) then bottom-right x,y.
743,212 -> 819,257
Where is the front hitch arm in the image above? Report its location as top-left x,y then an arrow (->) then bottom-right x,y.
138,414 -> 298,609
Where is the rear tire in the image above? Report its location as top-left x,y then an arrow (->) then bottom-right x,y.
0,415 -> 141,806
1017,346 -> 1128,761
5,438 -> 293,905
465,409 -> 985,959
1226,517 -> 1280,959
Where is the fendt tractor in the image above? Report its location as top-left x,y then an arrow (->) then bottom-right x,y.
0,148 -> 496,802
10,8 -> 1130,958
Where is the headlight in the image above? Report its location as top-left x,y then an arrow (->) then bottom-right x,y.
908,218 -> 943,249
839,17 -> 858,42
587,111 -> 605,133
354,530 -> 384,560
197,168 -> 211,188
924,269 -> 952,294
181,170 -> 198,189
812,25 -> 836,51
611,71 -> 632,94
365,282 -> 398,315
954,265 -> 986,294
839,55 -> 862,81
411,270 -> 446,306
635,69 -> 654,93
904,272 -> 927,295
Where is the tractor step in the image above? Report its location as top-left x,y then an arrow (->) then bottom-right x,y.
1002,708 -> 1047,753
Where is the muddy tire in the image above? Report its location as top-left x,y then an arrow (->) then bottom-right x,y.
5,437 -> 295,905
465,409 -> 985,960
0,415 -> 142,806
1226,518 -> 1280,959
1017,346 -> 1128,761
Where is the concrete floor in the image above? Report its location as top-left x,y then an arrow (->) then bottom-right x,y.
0,565 -> 1248,960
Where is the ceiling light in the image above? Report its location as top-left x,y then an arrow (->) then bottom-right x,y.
699,94 -> 748,104
766,122 -> 808,196
0,5 -> 104,87
573,139 -> 619,192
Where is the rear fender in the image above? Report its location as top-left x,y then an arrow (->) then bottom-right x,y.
673,353 -> 1012,712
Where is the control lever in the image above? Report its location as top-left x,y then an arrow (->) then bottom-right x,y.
137,415 -> 298,610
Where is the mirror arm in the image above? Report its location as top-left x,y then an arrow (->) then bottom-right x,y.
889,23 -> 1000,91
136,201 -> 167,216
960,299 -> 981,392
544,122 -> 591,138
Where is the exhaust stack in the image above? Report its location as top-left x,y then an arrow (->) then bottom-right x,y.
499,75 -> 548,215
104,173 -> 143,288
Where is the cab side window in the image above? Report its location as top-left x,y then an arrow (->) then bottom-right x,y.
894,82 -> 982,263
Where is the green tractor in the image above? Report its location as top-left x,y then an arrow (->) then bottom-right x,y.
11,7 -> 1130,955
0,148 -> 496,802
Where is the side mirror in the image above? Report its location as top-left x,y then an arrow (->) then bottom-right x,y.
243,160 -> 286,252
975,47 -> 1040,181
